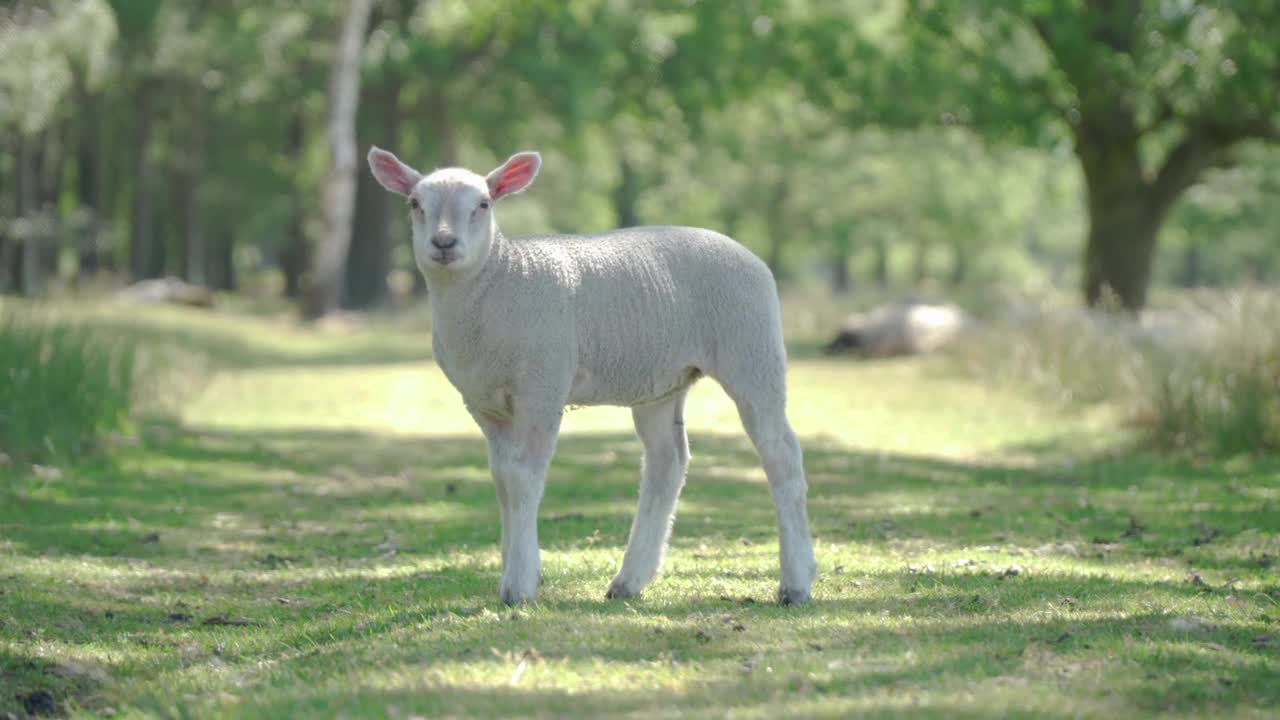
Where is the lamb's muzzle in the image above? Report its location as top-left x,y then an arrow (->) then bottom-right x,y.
367,146 -> 817,605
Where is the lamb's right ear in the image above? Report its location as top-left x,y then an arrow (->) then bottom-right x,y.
367,146 -> 422,196
486,152 -> 542,200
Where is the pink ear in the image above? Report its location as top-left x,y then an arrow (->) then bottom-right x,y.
486,152 -> 542,200
367,146 -> 421,196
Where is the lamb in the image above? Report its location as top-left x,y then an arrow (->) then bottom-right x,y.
367,146 -> 817,606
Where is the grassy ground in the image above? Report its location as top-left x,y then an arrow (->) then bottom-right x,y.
2,302 -> 1278,718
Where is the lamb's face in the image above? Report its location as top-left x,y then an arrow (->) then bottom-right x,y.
408,169 -> 495,275
368,147 -> 541,281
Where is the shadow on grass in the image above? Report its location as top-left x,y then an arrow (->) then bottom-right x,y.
95,314 -> 435,370
2,422 -> 1278,716
8,560 -> 1277,716
6,421 -> 1279,573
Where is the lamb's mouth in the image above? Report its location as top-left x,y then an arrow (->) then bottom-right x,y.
431,252 -> 458,265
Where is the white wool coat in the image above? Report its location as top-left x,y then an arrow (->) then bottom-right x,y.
427,225 -> 787,418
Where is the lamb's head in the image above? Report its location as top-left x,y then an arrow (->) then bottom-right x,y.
367,147 -> 541,276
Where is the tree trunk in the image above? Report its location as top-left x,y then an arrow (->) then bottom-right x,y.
12,130 -> 62,295
830,237 -> 850,293
76,101 -> 102,276
1077,135 -> 1159,310
612,150 -> 641,229
344,154 -> 392,308
209,228 -> 235,291
172,172 -> 196,283
912,241 -> 929,286
1081,212 -> 1161,311
303,0 -> 374,319
0,137 -> 15,293
95,95 -> 119,273
872,237 -> 888,287
344,76 -> 401,310
1179,244 -> 1201,288
950,240 -> 967,286
280,112 -> 308,298
1075,118 -> 1224,311
16,134 -> 40,295
1247,254 -> 1268,283
179,92 -> 207,286
37,123 -> 67,291
129,88 -> 162,280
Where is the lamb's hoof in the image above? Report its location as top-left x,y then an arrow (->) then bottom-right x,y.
778,586 -> 811,606
500,586 -> 537,606
605,580 -> 640,600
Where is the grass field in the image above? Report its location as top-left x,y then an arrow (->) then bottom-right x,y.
2,303 -> 1278,718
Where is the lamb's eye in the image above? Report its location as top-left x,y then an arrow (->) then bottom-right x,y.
478,200 -> 490,210
409,198 -> 420,210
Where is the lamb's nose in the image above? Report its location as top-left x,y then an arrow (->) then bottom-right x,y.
431,234 -> 458,250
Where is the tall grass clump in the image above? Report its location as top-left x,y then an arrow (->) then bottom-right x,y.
0,310 -> 136,463
1142,292 -> 1280,455
950,301 -> 1151,407
953,290 -> 1280,456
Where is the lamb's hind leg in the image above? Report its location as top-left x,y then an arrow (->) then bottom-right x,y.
607,390 -> 691,600
718,367 -> 817,605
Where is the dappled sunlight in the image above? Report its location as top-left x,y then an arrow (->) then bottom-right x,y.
172,344 -> 1119,466
3,307 -> 1278,717
5,0 -> 1280,710
355,501 -> 489,525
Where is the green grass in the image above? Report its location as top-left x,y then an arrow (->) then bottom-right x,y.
2,302 -> 1278,718
0,308 -> 135,464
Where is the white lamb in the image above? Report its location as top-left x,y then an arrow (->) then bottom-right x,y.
367,147 -> 817,605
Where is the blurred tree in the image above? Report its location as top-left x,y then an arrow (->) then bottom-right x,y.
1160,142 -> 1280,286
304,0 -> 374,320
2,0 -> 1274,306
0,0 -> 116,293
787,0 -> 1280,309
341,0 -> 629,308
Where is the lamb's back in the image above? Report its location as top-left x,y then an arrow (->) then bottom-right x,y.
510,226 -> 780,403
513,225 -> 771,298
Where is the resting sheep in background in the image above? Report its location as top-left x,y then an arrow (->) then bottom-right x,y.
367,147 -> 816,606
825,302 -> 971,358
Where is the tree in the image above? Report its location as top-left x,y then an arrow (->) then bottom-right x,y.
303,0 -> 373,320
1160,142 -> 1280,286
786,0 -> 1280,310
340,0 -> 637,308
0,0 -> 116,293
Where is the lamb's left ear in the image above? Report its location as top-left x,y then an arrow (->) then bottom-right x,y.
368,146 -> 421,196
486,152 -> 541,200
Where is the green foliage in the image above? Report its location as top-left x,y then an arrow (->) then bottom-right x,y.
0,310 -> 135,463
1,1 -> 1277,302
1159,142 -> 1280,286
0,0 -> 116,133
779,0 -> 1280,307
881,0 -> 1280,143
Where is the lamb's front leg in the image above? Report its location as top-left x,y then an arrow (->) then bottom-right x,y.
479,407 -> 563,605
607,390 -> 691,599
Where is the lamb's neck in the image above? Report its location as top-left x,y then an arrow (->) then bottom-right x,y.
426,230 -> 514,322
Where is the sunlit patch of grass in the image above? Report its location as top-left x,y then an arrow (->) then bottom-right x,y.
1,302 -> 1278,717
